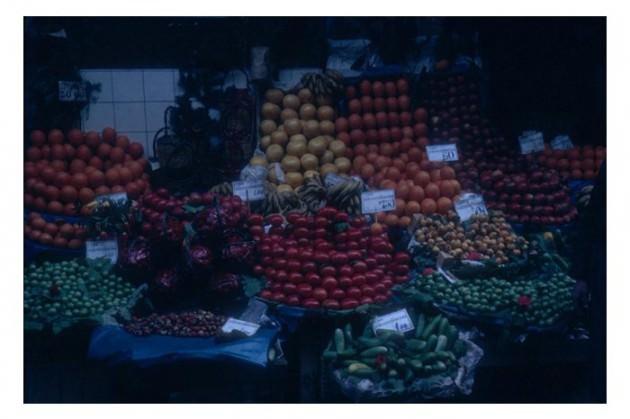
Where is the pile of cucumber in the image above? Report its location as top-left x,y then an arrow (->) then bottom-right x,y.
324,313 -> 466,382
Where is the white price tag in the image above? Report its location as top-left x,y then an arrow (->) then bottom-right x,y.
361,189 -> 396,214
426,144 -> 459,162
551,135 -> 574,150
372,309 -> 415,334
85,239 -> 118,264
232,180 -> 265,202
58,81 -> 87,102
454,193 -> 488,222
96,192 -> 128,204
519,131 -> 545,154
324,173 -> 345,188
221,318 -> 260,336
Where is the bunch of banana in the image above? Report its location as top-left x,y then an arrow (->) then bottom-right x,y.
576,184 -> 594,211
296,175 -> 327,214
210,182 -> 233,197
257,183 -> 307,216
326,177 -> 364,216
300,70 -> 344,103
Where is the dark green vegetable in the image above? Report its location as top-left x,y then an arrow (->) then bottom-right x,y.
422,315 -> 442,339
415,313 -> 426,338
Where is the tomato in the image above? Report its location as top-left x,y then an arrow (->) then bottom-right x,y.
322,276 -> 338,291
358,237 -> 369,247
260,245 -> 272,256
313,287 -> 328,301
346,287 -> 362,299
339,265 -> 353,277
314,228 -> 328,239
335,212 -> 349,223
374,294 -> 388,303
393,264 -> 409,275
375,253 -> 392,265
260,290 -> 272,299
314,252 -> 330,264
346,241 -> 360,251
289,272 -> 303,283
272,247 -> 285,257
303,298 -> 320,309
319,242 -> 334,252
266,214 -> 284,226
320,265 -> 336,277
301,261 -> 317,273
264,267 -> 276,279
273,258 -> 287,269
315,217 -> 329,228
394,275 -> 408,284
297,283 -> 313,297
382,278 -> 394,289
286,212 -> 301,224
365,257 -> 377,269
331,252 -> 349,265
285,247 -> 299,259
347,250 -> 362,261
346,228 -> 362,241
248,214 -> 264,225
374,283 -> 387,294
271,292 -> 286,302
286,259 -> 301,272
298,238 -> 311,248
394,252 -> 411,264
360,296 -> 374,305
299,250 -> 314,261
341,298 -> 359,309
261,256 -> 273,266
275,270 -> 288,283
306,272 -> 321,286
334,232 -> 347,242
361,285 -> 375,297
285,294 -> 301,306
285,239 -> 298,247
352,261 -> 367,273
253,265 -> 264,275
372,268 -> 385,278
269,226 -> 285,236
270,282 -> 282,292
294,227 -> 310,239
317,206 -> 338,219
365,272 -> 378,284
338,276 -> 353,289
249,225 -> 264,237
322,299 -> 340,310
283,282 -> 297,294
351,217 -> 365,228
331,289 -> 346,300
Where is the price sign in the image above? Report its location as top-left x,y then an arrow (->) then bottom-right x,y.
96,192 -> 128,204
454,193 -> 488,222
551,135 -> 574,150
85,239 -> 118,264
324,173 -> 345,188
372,309 -> 415,334
426,144 -> 459,162
221,318 -> 260,337
232,180 -> 265,202
361,189 -> 395,214
58,81 -> 87,102
519,131 -> 545,154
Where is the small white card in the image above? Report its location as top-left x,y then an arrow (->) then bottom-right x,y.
361,189 -> 396,214
426,144 -> 459,162
551,135 -> 574,150
221,318 -> 260,336
519,131 -> 545,154
372,309 -> 415,334
85,239 -> 118,264
454,193 -> 488,222
232,180 -> 265,202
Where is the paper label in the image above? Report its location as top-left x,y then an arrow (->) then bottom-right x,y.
58,81 -> 87,102
519,131 -> 545,154
232,180 -> 265,202
221,318 -> 260,336
372,309 -> 415,334
361,189 -> 396,214
454,193 -> 488,222
85,239 -> 118,264
426,144 -> 459,162
96,192 -> 128,204
551,135 -> 574,150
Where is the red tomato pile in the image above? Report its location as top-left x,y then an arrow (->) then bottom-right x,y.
250,207 -> 411,310
24,128 -> 149,216
536,145 -> 605,180
24,212 -> 86,249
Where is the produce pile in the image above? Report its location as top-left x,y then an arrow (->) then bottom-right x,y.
535,145 -> 605,180
24,128 -> 149,216
25,212 -> 86,250
124,310 -> 227,337
336,78 -> 462,226
324,316 -> 466,382
24,259 -> 136,325
413,212 -> 529,264
253,208 -> 410,310
405,270 -> 576,328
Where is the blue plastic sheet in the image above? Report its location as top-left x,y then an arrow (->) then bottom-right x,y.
88,324 -> 280,368
25,239 -> 83,264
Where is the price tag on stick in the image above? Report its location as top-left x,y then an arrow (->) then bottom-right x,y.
372,309 -> 415,334
551,135 -> 574,150
426,144 -> 459,162
85,239 -> 118,264
361,189 -> 396,214
221,318 -> 260,337
232,180 -> 265,202
454,193 -> 488,222
519,131 -> 545,154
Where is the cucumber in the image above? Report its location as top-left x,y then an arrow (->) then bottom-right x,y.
435,334 -> 448,352
437,317 -> 449,335
405,339 -> 427,352
376,330 -> 405,342
351,367 -> 376,378
357,337 -> 382,347
425,335 -> 438,352
418,351 -> 440,363
453,339 -> 466,357
360,357 -> 377,367
322,350 -> 338,360
404,368 -> 415,382
360,346 -> 388,357
347,362 -> 370,373
414,313 -> 426,338
334,328 -> 345,353
409,359 -> 424,372
397,358 -> 407,367
434,351 -> 456,362
362,320 -> 374,337
446,325 -> 458,350
432,360 -> 447,373
422,315 -> 442,339
341,359 -> 360,366
344,324 -> 354,348
337,348 -> 357,358
388,368 -> 399,378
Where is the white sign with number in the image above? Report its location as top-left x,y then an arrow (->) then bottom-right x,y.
551,135 -> 574,150
85,239 -> 118,264
232,180 -> 265,202
221,318 -> 260,336
361,189 -> 396,214
519,131 -> 545,154
426,144 -> 459,162
372,309 -> 415,334
454,193 -> 488,222
58,81 -> 87,102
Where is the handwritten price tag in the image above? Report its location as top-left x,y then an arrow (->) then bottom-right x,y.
426,144 -> 459,162
551,135 -> 574,150
96,192 -> 128,204
454,193 -> 488,222
232,180 -> 265,202
85,239 -> 118,264
221,318 -> 260,337
519,131 -> 545,154
361,189 -> 395,214
372,309 -> 415,334
58,81 -> 87,102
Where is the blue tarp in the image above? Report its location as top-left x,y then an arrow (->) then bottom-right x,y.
87,325 -> 279,368
25,239 -> 83,264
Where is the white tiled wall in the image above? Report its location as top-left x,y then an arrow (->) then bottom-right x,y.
80,69 -> 180,157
